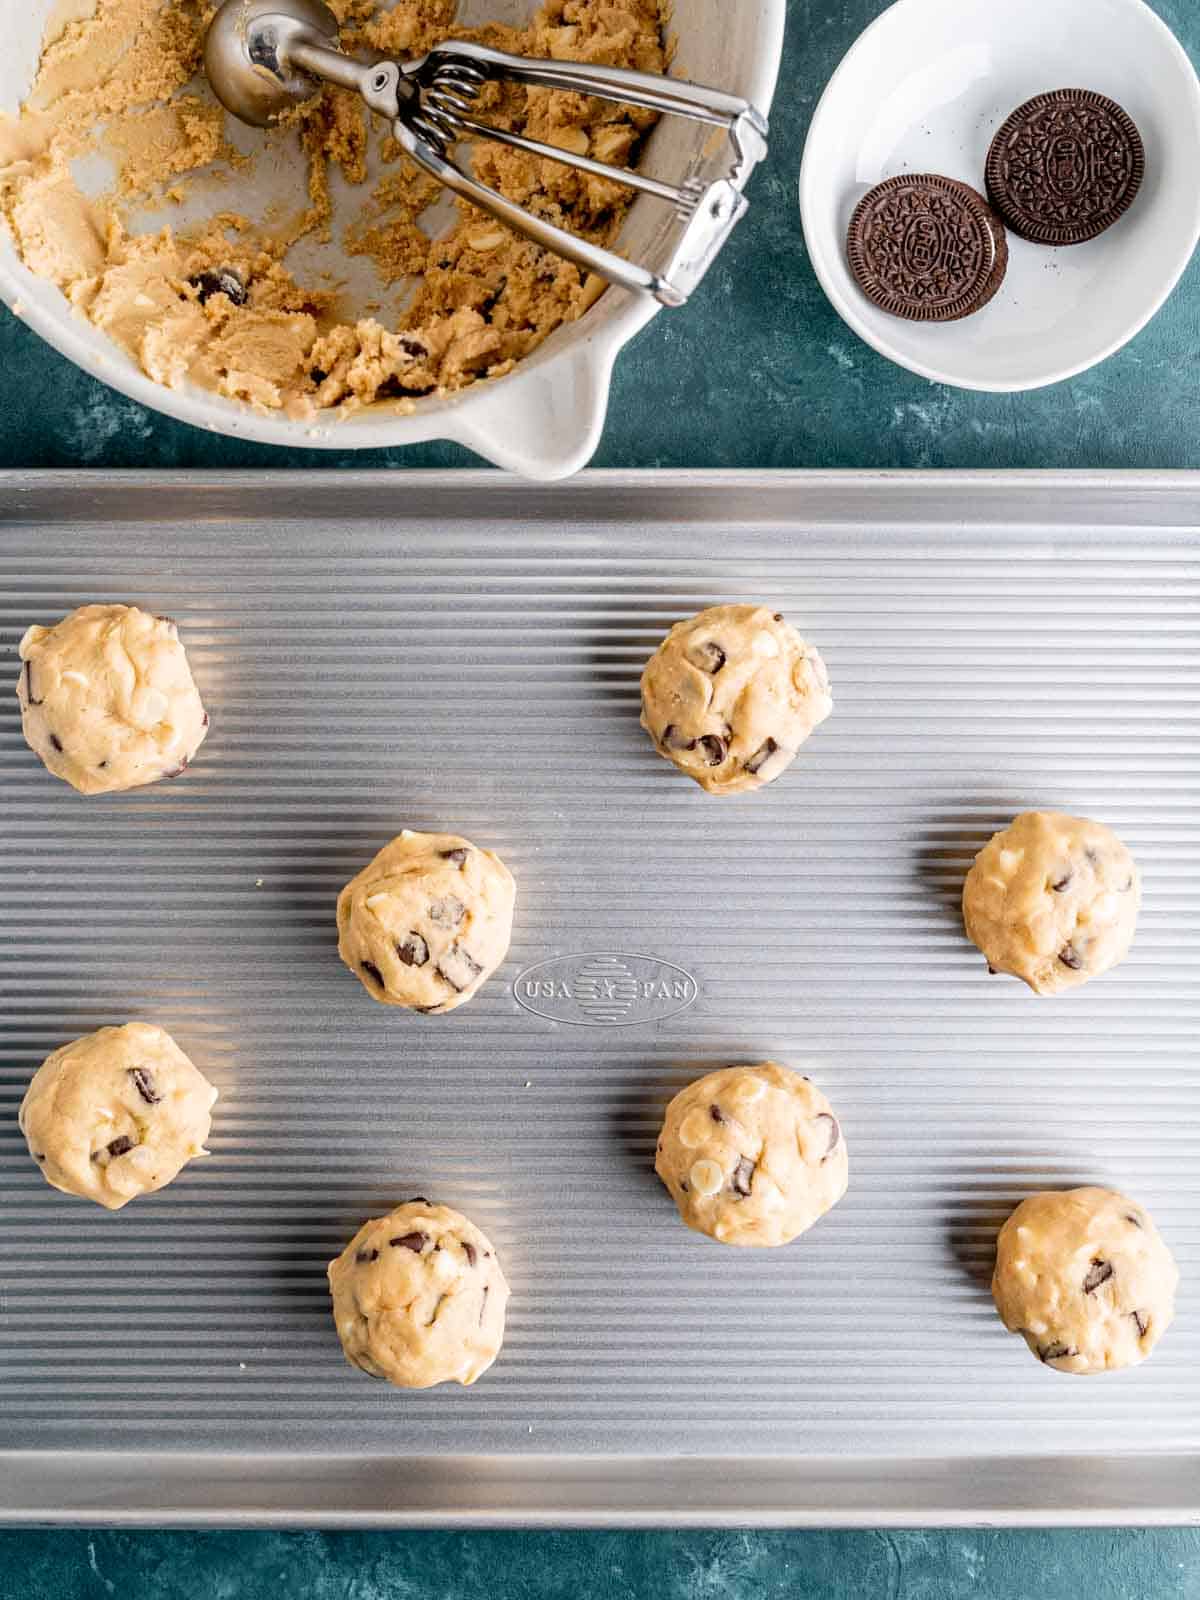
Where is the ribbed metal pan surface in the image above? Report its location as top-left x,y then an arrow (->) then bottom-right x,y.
0,470 -> 1197,1523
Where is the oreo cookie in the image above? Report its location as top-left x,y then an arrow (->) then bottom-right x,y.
986,89 -> 1145,246
846,174 -> 1009,323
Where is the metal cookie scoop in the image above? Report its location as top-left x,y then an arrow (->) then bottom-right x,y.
203,0 -> 768,307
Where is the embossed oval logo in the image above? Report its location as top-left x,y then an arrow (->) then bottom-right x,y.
513,953 -> 699,1028
1046,135 -> 1089,196
901,215 -> 945,274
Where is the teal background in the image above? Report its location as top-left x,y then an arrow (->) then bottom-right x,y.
2,0 -> 1198,1588
3,0 -> 1200,471
3,1530 -> 1200,1597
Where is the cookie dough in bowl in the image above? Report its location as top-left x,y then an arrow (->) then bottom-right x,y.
962,811 -> 1140,995
640,604 -> 832,795
0,0 -> 786,473
19,1022 -> 218,1210
0,0 -> 664,417
337,830 -> 515,1013
17,603 -> 209,794
992,1187 -> 1178,1374
655,1062 -> 847,1247
328,1200 -> 509,1388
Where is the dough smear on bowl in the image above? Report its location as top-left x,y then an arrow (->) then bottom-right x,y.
0,0 -> 667,417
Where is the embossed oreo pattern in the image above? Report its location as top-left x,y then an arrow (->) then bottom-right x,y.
986,89 -> 1145,246
846,174 -> 1009,322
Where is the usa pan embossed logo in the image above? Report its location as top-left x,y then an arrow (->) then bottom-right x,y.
513,953 -> 698,1027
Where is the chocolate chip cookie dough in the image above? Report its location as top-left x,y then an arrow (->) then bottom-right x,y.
963,811 -> 1140,995
992,1187 -> 1178,1374
328,1200 -> 509,1387
0,0 -> 666,415
640,605 -> 833,795
337,830 -> 515,1012
655,1063 -> 848,1247
19,1022 -> 218,1210
17,603 -> 209,795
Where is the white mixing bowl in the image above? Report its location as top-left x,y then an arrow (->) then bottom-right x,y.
0,0 -> 785,477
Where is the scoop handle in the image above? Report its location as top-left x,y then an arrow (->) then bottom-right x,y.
389,120 -> 686,307
289,44 -> 417,117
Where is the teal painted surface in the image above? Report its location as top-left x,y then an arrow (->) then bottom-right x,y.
3,0 -> 1200,471
2,1529 -> 1200,1597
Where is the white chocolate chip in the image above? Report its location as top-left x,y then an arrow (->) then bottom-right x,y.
466,226 -> 507,251
129,685 -> 169,728
677,1108 -> 712,1149
548,125 -> 589,156
689,1159 -> 724,1196
732,1074 -> 766,1106
61,670 -> 89,687
998,848 -> 1024,874
1089,892 -> 1119,925
365,893 -> 391,911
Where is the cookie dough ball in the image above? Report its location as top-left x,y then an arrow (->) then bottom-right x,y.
337,831 -> 516,1013
18,1022 -> 218,1210
17,604 -> 209,795
328,1201 -> 509,1388
640,604 -> 832,796
992,1187 -> 1178,1374
655,1063 -> 848,1247
963,811 -> 1140,995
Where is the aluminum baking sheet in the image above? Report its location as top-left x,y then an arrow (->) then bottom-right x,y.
0,469 -> 1197,1527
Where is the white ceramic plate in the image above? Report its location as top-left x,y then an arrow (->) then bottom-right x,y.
799,0 -> 1200,392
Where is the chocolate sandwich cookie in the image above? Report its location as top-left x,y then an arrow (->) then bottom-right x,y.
846,174 -> 1009,323
986,89 -> 1145,246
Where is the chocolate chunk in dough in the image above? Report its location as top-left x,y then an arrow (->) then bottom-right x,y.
328,1201 -> 509,1389
963,812 -> 1140,995
655,1063 -> 848,1247
992,1187 -> 1178,1373
337,832 -> 515,1014
641,605 -> 832,796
